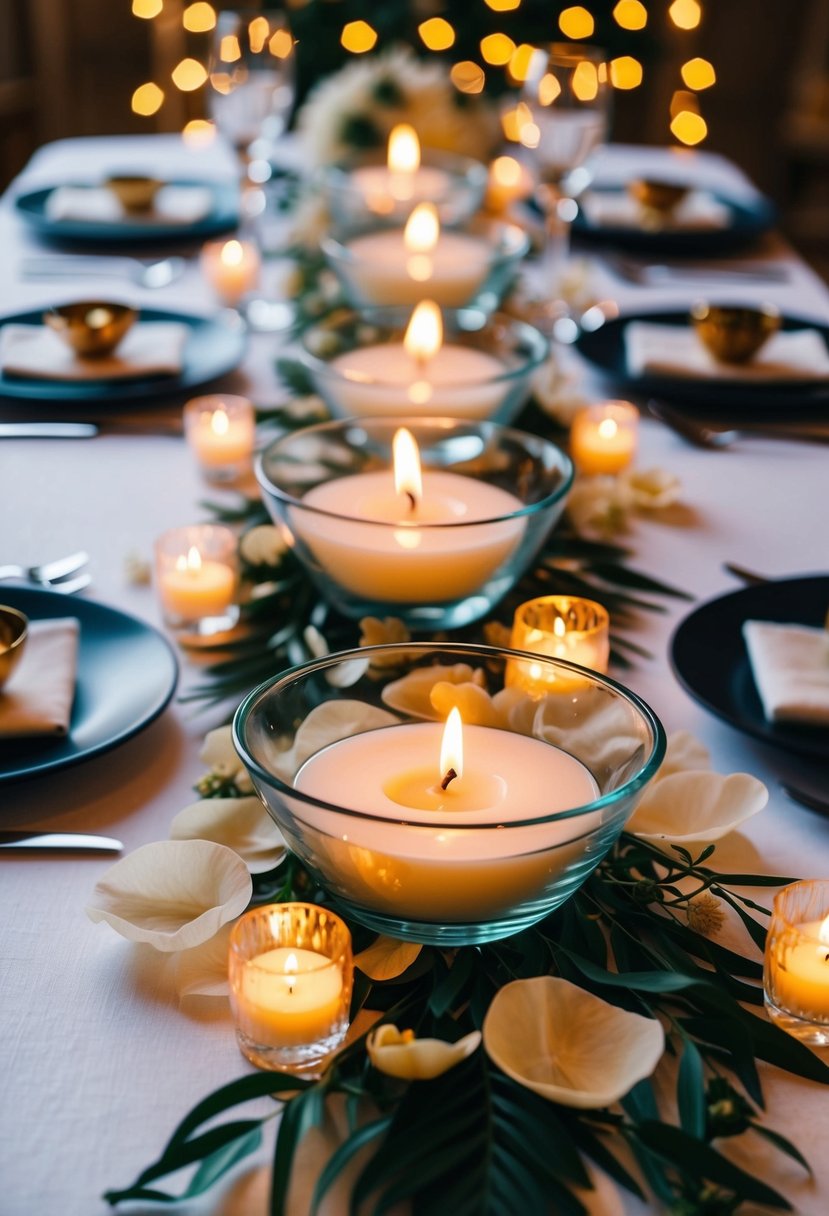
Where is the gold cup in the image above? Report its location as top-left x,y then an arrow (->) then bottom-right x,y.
691,302 -> 781,364
0,606 -> 28,690
44,301 -> 138,358
105,174 -> 162,213
628,178 -> 690,216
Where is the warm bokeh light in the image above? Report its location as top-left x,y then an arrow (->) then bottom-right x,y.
481,33 -> 516,66
681,57 -> 716,90
450,61 -> 486,94
182,3 -> 215,33
221,240 -> 245,267
559,6 -> 595,39
507,43 -> 535,83
610,56 -> 643,89
418,18 -> 455,52
388,124 -> 420,173
613,0 -> 647,29
249,16 -> 269,53
485,0 -> 521,10
182,118 -> 216,145
518,120 -> 540,149
132,0 -> 162,18
172,58 -> 208,91
404,203 -> 440,253
670,89 -> 698,118
538,72 -> 562,106
671,110 -> 708,145
131,82 -> 164,115
341,20 -> 378,53
219,35 -> 241,62
572,60 -> 599,101
404,301 -> 443,364
269,29 -> 293,58
669,0 -> 702,30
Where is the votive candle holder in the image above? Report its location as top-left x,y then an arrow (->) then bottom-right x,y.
154,523 -> 238,638
184,393 -> 255,483
200,238 -> 261,306
570,401 -> 639,476
507,595 -> 610,694
764,879 -> 829,1045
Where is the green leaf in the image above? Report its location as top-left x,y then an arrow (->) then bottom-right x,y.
752,1123 -> 813,1175
310,1116 -> 391,1215
429,947 -> 476,1017
677,1039 -> 706,1138
188,1126 -> 263,1196
560,947 -> 700,993
271,1085 -> 328,1216
105,1120 -> 264,1203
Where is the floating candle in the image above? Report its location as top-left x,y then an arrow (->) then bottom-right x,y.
350,125 -> 451,214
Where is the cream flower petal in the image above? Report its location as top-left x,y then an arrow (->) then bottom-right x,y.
272,700 -> 398,782
381,664 -> 485,719
429,681 -> 504,727
169,796 -> 286,874
354,937 -> 422,981
533,692 -> 644,778
200,724 -> 238,773
628,770 -> 768,843
623,467 -> 682,511
656,730 -> 711,780
86,840 -> 252,952
175,923 -> 233,1002
367,1024 -> 481,1080
483,977 -> 664,1109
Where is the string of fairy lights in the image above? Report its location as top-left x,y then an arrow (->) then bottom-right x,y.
129,0 -> 716,148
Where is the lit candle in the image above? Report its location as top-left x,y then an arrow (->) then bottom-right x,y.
291,426 -> 525,603
234,946 -> 344,1046
326,300 -> 506,417
201,238 -> 261,306
507,595 -> 610,694
154,524 -> 237,625
570,401 -> 639,476
293,709 -> 601,922
184,393 -> 255,479
485,155 -> 534,214
771,916 -> 829,1019
350,125 -> 451,215
337,203 -> 493,308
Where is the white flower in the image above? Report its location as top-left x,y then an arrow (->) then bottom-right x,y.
367,1023 -> 481,1080
170,795 -> 286,874
621,467 -> 682,511
200,725 -> 254,794
239,525 -> 287,569
566,475 -> 634,538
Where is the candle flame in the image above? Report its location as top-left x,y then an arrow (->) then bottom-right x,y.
393,427 -> 422,511
388,124 -> 421,174
598,417 -> 618,440
403,300 -> 443,365
211,408 -> 229,436
221,239 -> 244,267
283,950 -> 298,994
820,915 -> 829,945
176,546 -> 203,574
440,707 -> 464,785
553,616 -> 566,638
404,203 -> 440,254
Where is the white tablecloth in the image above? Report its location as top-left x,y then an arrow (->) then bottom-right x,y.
1,135 -> 828,1216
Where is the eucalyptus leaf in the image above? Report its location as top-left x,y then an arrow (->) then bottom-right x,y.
677,1039 -> 706,1138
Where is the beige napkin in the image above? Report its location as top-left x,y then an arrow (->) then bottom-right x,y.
45,184 -> 213,225
0,322 -> 189,381
0,618 -> 79,737
743,619 -> 829,725
581,189 -> 730,230
625,322 -> 829,380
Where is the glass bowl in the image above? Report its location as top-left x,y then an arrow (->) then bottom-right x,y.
321,150 -> 487,233
255,417 -> 573,629
233,641 -> 666,945
321,216 -> 530,314
300,307 -> 549,424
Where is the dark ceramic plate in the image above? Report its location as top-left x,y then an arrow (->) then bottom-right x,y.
573,188 -> 775,255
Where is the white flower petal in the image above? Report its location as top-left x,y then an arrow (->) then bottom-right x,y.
239,525 -> 288,568
429,681 -> 504,727
355,937 -> 422,981
272,699 -> 398,782
381,664 -> 486,719
200,725 -> 239,774
86,840 -> 251,952
623,467 -> 682,511
367,1024 -> 481,1080
483,977 -> 664,1109
170,796 -> 286,874
175,923 -> 233,1002
657,730 -> 711,780
628,770 -> 768,843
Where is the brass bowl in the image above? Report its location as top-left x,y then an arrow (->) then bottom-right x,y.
44,301 -> 138,358
0,606 -> 28,690
105,174 -> 162,213
628,178 -> 690,215
691,302 -> 781,364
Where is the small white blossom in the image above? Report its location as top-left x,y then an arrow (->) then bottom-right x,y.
124,552 -> 151,586
566,475 -> 634,538
686,892 -> 726,937
239,525 -> 287,569
621,467 -> 682,511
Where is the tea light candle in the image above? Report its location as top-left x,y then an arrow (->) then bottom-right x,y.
154,524 -> 237,625
507,595 -> 610,694
327,301 -> 505,417
570,401 -> 639,476
235,946 -> 344,1046
201,238 -> 261,306
485,155 -> 533,214
184,393 -> 255,479
350,125 -> 451,215
292,426 -> 525,603
765,881 -> 829,1042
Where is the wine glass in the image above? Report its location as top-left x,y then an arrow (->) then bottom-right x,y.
207,9 -> 295,161
520,44 -> 609,332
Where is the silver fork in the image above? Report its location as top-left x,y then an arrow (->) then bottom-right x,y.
0,550 -> 89,586
603,252 -> 789,286
20,256 -> 186,289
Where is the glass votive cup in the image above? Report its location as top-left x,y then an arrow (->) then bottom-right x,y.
153,523 -> 239,638
764,880 -> 829,1045
200,238 -> 261,307
300,306 -> 548,425
183,393 -> 255,483
255,417 -> 574,631
570,401 -> 639,476
507,595 -> 610,695
321,216 -> 530,315
229,902 -> 353,1072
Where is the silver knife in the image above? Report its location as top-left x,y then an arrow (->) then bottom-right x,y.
0,831 -> 122,852
0,423 -> 98,439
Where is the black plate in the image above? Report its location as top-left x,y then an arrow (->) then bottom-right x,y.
573,188 -> 775,256
670,576 -> 829,762
14,181 -> 239,245
0,587 -> 178,783
0,306 -> 245,403
574,309 -> 829,410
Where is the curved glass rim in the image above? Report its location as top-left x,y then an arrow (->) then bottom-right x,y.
300,307 -> 550,391
322,149 -> 488,192
320,216 -> 531,267
255,416 -> 575,529
233,640 -> 667,830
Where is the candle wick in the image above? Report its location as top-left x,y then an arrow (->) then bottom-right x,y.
404,490 -> 417,513
440,767 -> 458,791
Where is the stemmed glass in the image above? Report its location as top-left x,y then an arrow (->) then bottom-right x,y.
520,44 -> 609,332
207,9 -> 295,161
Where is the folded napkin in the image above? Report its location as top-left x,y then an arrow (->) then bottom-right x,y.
45,184 -> 213,225
0,322 -> 189,381
581,189 -> 730,231
0,618 -> 79,737
625,322 -> 829,381
743,620 -> 829,726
